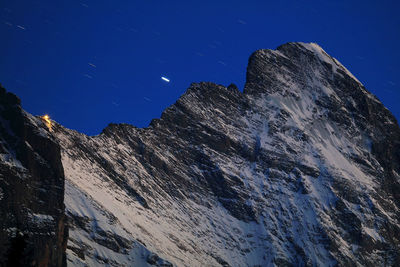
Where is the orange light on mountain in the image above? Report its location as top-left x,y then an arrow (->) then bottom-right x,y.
42,114 -> 52,131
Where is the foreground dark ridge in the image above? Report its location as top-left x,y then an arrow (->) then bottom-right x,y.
0,86 -> 68,266
1,42 -> 400,266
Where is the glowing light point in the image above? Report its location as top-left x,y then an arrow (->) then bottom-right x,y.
161,76 -> 170,83
42,114 -> 52,132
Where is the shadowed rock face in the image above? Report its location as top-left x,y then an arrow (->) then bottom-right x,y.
0,85 -> 67,266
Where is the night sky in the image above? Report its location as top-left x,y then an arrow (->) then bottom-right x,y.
1,1 -> 399,135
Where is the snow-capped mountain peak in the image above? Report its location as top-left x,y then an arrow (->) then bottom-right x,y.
3,42 -> 397,266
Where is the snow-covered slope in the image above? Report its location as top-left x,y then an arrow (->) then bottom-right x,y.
53,42 -> 400,266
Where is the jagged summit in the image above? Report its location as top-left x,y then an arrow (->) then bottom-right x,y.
279,42 -> 363,85
245,42 -> 364,95
96,42 -> 365,136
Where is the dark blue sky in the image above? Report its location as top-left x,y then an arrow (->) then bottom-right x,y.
1,0 -> 399,135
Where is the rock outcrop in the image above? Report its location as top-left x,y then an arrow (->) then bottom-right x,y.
0,85 -> 68,266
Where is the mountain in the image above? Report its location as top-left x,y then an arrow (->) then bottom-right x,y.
0,86 -> 68,266
1,42 -> 400,266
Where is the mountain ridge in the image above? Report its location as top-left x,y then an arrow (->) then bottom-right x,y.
53,42 -> 400,266
1,42 -> 400,266
98,42 -> 385,137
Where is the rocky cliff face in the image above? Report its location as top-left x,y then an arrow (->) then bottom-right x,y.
52,42 -> 400,266
0,85 -> 68,266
